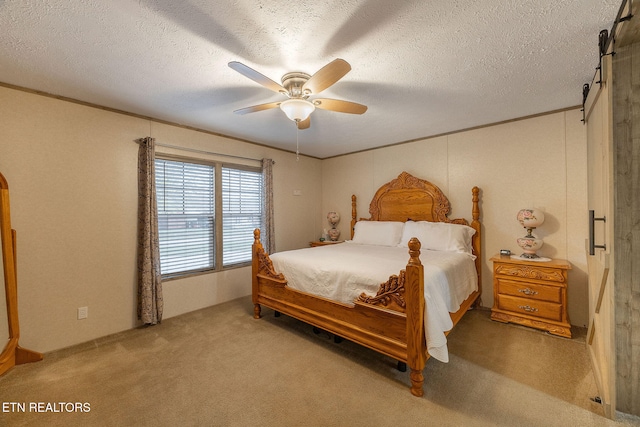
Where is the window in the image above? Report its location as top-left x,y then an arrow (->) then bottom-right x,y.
155,159 -> 215,276
155,158 -> 263,277
222,167 -> 263,266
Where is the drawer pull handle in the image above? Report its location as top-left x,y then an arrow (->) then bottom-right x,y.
518,305 -> 538,313
518,288 -> 538,296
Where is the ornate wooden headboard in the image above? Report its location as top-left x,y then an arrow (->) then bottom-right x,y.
351,171 -> 479,229
370,171 -> 469,224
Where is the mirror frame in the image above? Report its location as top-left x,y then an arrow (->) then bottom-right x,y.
0,172 -> 42,376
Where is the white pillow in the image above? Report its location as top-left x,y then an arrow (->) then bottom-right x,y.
398,221 -> 475,254
350,221 -> 405,246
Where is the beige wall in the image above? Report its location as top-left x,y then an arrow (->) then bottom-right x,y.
0,85 -> 590,354
322,110 -> 590,327
0,86 -> 322,353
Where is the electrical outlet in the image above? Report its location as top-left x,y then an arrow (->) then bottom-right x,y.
77,306 -> 88,320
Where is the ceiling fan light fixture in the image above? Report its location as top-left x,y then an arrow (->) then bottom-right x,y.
280,99 -> 315,122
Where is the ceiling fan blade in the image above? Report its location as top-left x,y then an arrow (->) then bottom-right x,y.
297,116 -> 311,130
302,59 -> 351,95
228,61 -> 287,94
233,102 -> 281,115
313,98 -> 368,114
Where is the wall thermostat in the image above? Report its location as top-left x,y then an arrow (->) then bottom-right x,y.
500,249 -> 511,256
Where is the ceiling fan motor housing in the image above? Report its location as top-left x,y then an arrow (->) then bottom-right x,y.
281,72 -> 311,98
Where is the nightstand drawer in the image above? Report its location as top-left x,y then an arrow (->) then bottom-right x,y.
497,294 -> 562,322
496,279 -> 562,303
494,263 -> 566,283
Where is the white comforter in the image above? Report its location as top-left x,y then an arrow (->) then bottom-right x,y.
269,241 -> 478,363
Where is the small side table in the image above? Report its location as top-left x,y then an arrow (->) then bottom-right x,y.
309,240 -> 343,247
490,254 -> 572,338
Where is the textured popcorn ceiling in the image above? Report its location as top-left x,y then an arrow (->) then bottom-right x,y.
0,0 -> 621,158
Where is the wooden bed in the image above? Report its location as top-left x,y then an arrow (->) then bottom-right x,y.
252,171 -> 481,396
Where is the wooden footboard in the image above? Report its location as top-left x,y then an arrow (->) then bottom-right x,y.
252,229 -> 419,362
252,229 -> 480,396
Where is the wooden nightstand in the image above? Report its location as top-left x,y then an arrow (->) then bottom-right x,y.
490,255 -> 572,338
309,240 -> 343,247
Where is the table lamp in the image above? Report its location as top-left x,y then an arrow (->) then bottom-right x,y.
516,208 -> 545,259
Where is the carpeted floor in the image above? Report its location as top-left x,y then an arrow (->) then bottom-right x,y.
1,296 -> 638,427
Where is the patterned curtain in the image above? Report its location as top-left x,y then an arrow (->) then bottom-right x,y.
136,137 -> 163,325
262,159 -> 275,254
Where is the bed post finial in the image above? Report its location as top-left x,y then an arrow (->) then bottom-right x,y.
351,195 -> 357,239
408,238 -> 422,266
254,228 -> 261,242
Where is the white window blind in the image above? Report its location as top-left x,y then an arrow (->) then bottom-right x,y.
222,167 -> 263,266
155,159 -> 215,276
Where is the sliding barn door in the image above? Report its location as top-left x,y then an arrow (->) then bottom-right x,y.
584,2 -> 640,417
611,36 -> 640,418
584,53 -> 615,419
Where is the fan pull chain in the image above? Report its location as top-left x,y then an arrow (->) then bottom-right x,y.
295,120 -> 300,161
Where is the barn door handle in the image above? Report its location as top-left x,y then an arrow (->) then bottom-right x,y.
589,210 -> 606,255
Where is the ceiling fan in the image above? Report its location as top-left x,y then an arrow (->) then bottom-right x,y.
228,59 -> 367,129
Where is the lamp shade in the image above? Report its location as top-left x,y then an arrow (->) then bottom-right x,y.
280,99 -> 315,122
517,208 -> 545,229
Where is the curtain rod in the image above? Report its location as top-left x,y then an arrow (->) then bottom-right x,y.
150,141 -> 273,164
